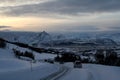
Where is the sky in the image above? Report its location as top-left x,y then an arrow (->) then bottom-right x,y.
0,0 -> 120,32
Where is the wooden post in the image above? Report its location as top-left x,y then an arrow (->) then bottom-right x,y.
30,61 -> 32,72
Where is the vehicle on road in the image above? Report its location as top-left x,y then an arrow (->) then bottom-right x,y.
74,60 -> 82,68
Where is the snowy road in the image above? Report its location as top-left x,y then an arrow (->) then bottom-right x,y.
40,65 -> 68,80
58,63 -> 120,80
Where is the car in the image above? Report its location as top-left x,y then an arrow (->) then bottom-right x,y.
74,61 -> 82,68
59,61 -> 64,64
44,59 -> 54,64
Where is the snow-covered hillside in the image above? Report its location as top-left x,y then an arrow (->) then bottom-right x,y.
0,44 -> 60,80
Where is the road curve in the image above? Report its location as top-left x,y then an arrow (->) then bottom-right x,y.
40,65 -> 69,80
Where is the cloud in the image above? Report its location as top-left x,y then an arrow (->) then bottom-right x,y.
0,0 -> 50,7
1,0 -> 120,17
50,24 -> 101,32
0,26 -> 11,29
73,26 -> 100,31
0,0 -> 120,32
109,26 -> 120,30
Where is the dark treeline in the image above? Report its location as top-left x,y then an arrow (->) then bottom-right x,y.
55,53 -> 81,62
82,49 -> 120,66
12,48 -> 35,60
0,38 -> 6,48
95,49 -> 120,66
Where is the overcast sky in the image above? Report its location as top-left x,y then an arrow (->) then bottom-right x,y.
0,0 -> 120,32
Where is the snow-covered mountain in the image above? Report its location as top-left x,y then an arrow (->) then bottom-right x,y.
0,31 -> 120,47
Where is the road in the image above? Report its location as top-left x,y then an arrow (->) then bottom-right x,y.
40,63 -> 120,80
40,64 -> 69,80
57,63 -> 120,80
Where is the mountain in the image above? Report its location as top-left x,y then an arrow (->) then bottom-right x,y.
0,31 -> 120,47
95,38 -> 117,45
30,31 -> 52,47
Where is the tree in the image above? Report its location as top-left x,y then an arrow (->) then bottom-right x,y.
95,49 -> 105,64
0,38 -> 6,48
105,49 -> 117,65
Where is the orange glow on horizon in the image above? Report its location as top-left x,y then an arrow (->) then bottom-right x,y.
0,16 -> 68,31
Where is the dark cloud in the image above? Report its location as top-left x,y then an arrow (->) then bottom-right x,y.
1,0 -> 120,17
109,26 -> 120,30
0,26 -> 11,29
52,24 -> 100,32
72,26 -> 100,31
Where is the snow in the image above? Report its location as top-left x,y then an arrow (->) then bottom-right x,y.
0,48 -> 60,80
84,64 -> 120,80
34,52 -> 57,60
60,69 -> 91,80
0,59 -> 29,72
59,63 -> 120,80
1,46 -> 120,80
0,63 -> 60,80
1,31 -> 120,80
1,31 -> 120,47
7,43 -> 57,60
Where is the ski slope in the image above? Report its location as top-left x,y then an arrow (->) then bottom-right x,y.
59,63 -> 120,80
